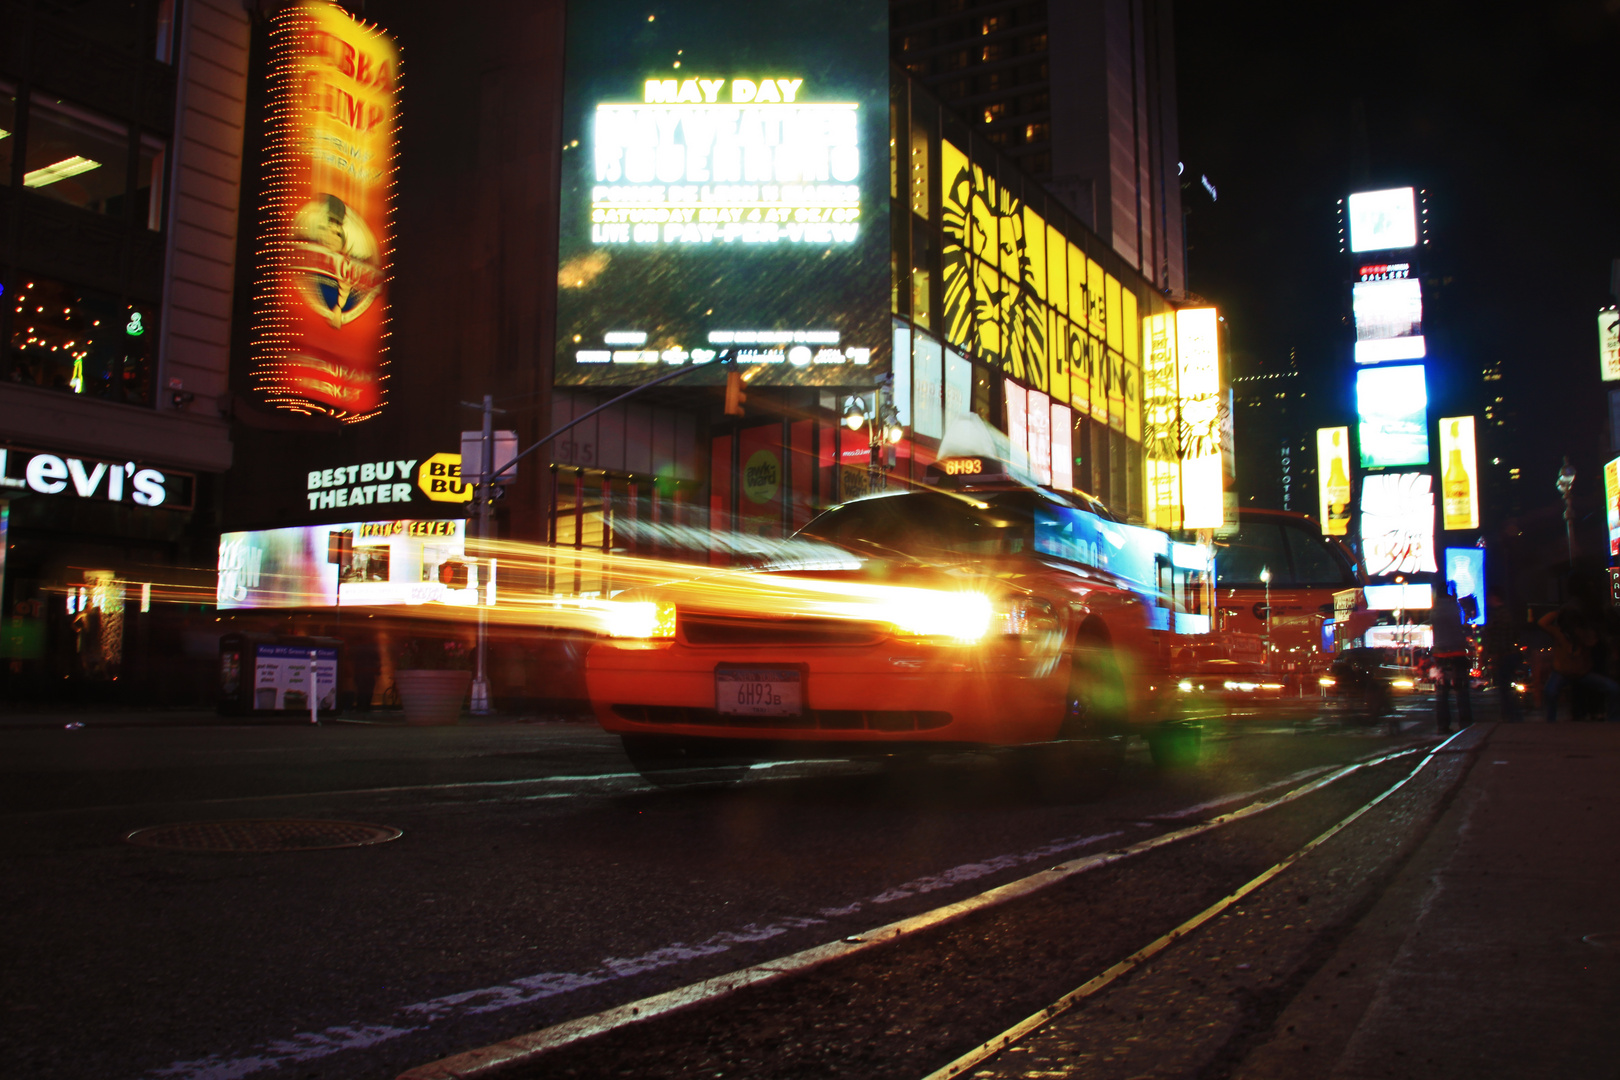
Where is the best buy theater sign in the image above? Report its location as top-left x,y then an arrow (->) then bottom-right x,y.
305,452 -> 470,512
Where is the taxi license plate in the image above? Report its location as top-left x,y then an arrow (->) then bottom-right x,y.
715,668 -> 802,717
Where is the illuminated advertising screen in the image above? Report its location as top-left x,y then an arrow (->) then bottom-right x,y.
1316,427 -> 1351,536
1605,456 -> 1620,556
1364,583 -> 1433,610
217,519 -> 476,609
1360,472 -> 1437,577
1444,547 -> 1486,627
249,1 -> 399,422
556,0 -> 888,388
1348,187 -> 1417,253
1601,311 -> 1620,382
1438,415 -> 1480,531
1175,307 -> 1224,529
1353,279 -> 1425,364
1357,365 -> 1429,468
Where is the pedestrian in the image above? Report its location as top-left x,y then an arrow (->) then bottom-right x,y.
1432,583 -> 1471,734
351,634 -> 380,713
1536,606 -> 1620,722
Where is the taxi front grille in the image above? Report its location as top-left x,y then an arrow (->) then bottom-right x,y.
680,616 -> 888,647
611,705 -> 951,732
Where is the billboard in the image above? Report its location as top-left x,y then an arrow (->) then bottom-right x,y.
217,519 -> 475,609
1364,583 -> 1433,610
1606,456 -> 1620,556
1175,307 -> 1224,529
1360,472 -> 1437,577
1601,310 -> 1620,382
249,1 -> 399,422
1348,187 -> 1417,253
1315,426 -> 1351,536
1357,364 -> 1429,468
555,0 -> 889,388
1438,415 -> 1480,531
1353,279 -> 1425,364
1444,547 -> 1486,627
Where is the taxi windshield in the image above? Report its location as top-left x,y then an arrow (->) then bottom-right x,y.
798,491 -> 1027,559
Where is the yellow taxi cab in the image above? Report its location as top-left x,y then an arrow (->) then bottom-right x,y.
586,455 -> 1215,791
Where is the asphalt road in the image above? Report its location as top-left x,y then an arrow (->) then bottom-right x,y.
0,698 -> 1453,1080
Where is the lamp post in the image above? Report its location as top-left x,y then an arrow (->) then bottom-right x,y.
1260,565 -> 1272,669
1556,457 -> 1576,564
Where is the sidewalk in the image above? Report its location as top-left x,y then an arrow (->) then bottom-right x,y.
1238,721 -> 1620,1079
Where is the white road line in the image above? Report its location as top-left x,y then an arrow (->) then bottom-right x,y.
389,743 -> 1426,1080
142,828 -> 1125,1080
921,729 -> 1469,1080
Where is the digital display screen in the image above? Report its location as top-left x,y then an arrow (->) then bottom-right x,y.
1605,456 -> 1620,556
217,520 -> 475,609
1438,415 -> 1479,531
1364,583 -> 1433,610
1353,279 -> 1425,364
1360,472 -> 1438,577
1348,187 -> 1418,253
1444,547 -> 1486,627
1357,365 -> 1429,468
556,0 -> 889,387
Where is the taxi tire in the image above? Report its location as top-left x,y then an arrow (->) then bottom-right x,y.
1015,644 -> 1128,802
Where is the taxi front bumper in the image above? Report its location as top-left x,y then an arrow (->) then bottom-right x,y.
585,639 -> 1067,746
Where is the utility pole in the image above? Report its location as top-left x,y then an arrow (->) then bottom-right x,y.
470,394 -> 495,715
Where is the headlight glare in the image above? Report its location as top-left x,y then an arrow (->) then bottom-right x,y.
604,599 -> 676,639
887,591 -> 994,643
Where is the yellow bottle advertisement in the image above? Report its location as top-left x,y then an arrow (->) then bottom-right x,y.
1438,415 -> 1479,531
1316,426 -> 1351,536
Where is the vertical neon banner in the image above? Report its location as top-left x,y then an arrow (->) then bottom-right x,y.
1316,426 -> 1352,535
250,1 -> 400,422
1438,415 -> 1479,531
1175,307 -> 1224,529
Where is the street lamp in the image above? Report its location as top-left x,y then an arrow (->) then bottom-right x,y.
1556,457 -> 1576,564
1260,565 -> 1272,668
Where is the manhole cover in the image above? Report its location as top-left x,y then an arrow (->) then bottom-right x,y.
126,819 -> 402,853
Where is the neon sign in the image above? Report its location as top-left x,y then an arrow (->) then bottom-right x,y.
591,76 -> 861,246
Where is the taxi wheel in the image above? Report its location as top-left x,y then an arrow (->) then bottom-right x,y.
1015,645 -> 1128,801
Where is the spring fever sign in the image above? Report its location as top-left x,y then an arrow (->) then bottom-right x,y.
249,1 -> 399,422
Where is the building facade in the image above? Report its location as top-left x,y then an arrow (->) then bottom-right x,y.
1,0 -> 249,700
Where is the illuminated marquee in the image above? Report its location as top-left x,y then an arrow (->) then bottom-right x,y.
590,77 -> 860,247
249,1 -> 399,422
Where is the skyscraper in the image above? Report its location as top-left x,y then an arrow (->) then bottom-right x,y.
892,0 -> 1185,295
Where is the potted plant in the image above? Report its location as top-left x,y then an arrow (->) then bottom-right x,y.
395,639 -> 474,725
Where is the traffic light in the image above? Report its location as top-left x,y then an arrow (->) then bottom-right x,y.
438,560 -> 470,589
724,369 -> 747,416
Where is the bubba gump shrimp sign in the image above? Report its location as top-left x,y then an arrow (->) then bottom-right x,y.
249,0 -> 399,423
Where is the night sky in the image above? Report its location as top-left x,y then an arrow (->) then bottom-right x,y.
1174,0 -> 1620,566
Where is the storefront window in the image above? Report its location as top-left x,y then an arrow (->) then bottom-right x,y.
0,83 -> 15,186
23,98 -> 130,217
137,134 -> 166,230
6,276 -> 157,406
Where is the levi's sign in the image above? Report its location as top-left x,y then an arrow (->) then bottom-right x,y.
0,447 -> 194,509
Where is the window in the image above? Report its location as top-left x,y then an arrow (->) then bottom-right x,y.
1215,522 -> 1293,587
155,0 -> 177,62
23,98 -> 130,216
1284,525 -> 1356,587
0,83 -> 15,186
6,275 -> 157,406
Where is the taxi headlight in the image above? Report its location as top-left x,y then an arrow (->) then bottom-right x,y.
885,591 -> 994,644
604,599 -> 676,639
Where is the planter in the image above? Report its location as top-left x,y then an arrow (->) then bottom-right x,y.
396,669 -> 472,726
